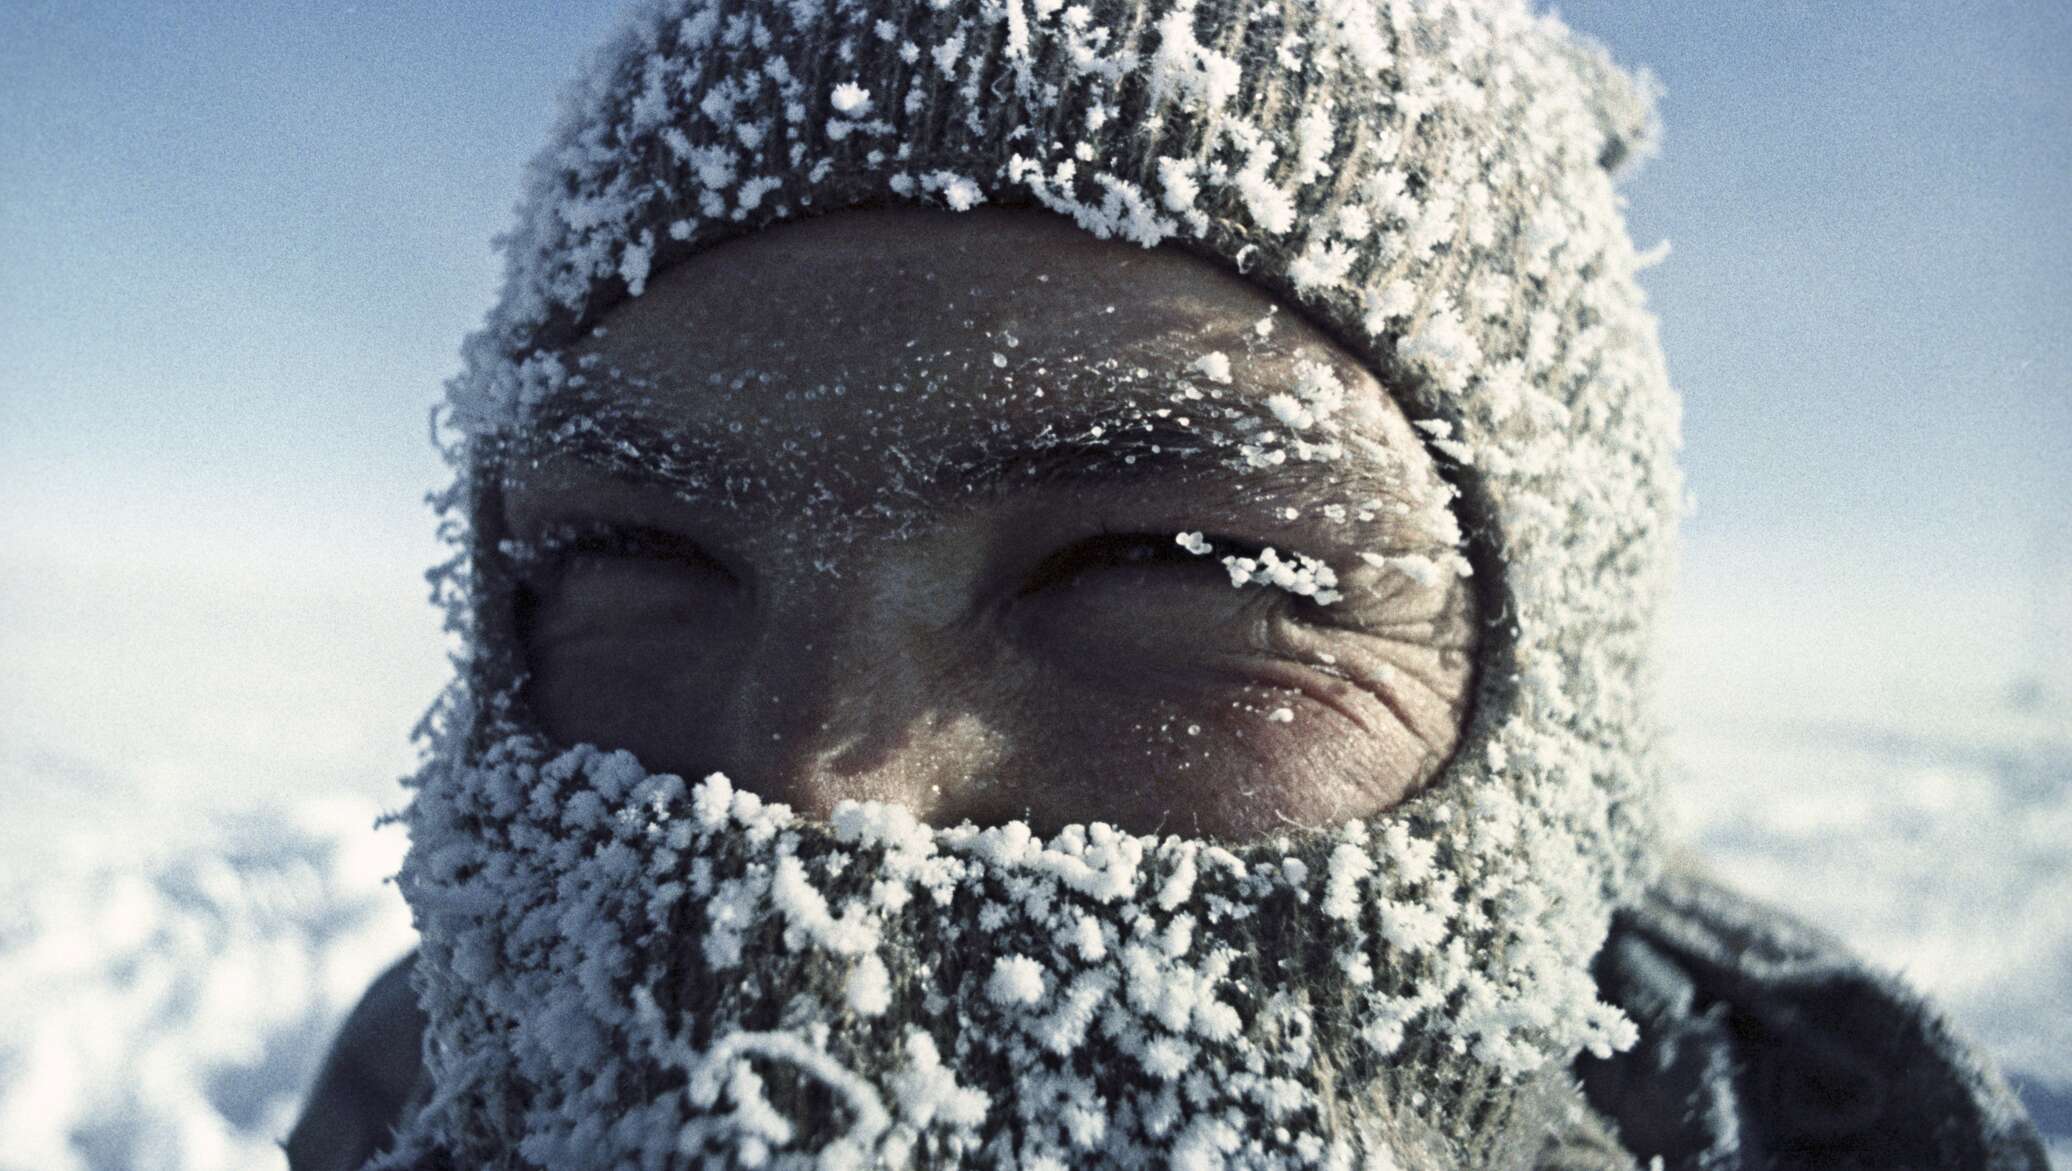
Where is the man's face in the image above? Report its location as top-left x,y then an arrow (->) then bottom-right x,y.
401,211 -> 1636,1169
499,207 -> 1477,839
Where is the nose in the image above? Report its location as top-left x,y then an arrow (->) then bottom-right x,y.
711,547 -> 1003,822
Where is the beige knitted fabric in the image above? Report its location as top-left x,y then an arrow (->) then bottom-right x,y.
387,0 -> 1684,1166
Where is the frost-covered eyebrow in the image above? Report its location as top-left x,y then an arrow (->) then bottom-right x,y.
938,415 -> 1226,491
518,399 -> 1387,509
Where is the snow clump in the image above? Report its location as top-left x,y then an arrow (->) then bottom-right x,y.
1221,547 -> 1342,604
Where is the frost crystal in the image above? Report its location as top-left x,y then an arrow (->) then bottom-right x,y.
846,953 -> 893,1016
1221,547 -> 1342,605
1189,350 -> 1232,384
987,954 -> 1047,1006
939,173 -> 984,211
829,82 -> 872,114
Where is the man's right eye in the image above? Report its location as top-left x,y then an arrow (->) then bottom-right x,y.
518,523 -> 735,590
514,523 -> 739,652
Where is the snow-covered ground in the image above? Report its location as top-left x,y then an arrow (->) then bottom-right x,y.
0,803 -> 413,1171
1,527 -> 2066,1167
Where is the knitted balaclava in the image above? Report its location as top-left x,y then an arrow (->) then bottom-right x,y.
386,0 -> 1680,1166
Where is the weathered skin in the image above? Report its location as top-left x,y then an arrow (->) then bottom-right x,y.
502,206 -> 1478,839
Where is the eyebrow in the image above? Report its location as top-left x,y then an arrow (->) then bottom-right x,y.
518,397 -> 1380,510
938,412 -> 1229,491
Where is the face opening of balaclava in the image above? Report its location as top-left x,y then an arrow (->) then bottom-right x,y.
377,0 -> 1682,1167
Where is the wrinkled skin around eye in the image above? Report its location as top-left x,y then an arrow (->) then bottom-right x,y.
1011,532 -> 1292,660
501,206 -> 1479,840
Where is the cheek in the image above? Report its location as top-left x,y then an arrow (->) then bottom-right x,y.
523,645 -> 737,773
971,580 -> 1471,834
517,575 -> 749,763
952,656 -> 1439,838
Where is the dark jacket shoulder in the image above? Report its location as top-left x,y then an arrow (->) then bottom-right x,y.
287,954 -> 427,1171
1580,868 -> 2048,1170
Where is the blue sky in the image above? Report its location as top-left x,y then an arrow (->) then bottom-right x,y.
1568,1 -> 2070,555
1,2 -> 2067,818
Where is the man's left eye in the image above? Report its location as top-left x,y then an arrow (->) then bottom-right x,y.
1016,532 -> 1228,596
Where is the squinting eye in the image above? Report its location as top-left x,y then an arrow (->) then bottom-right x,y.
513,522 -> 741,659
1017,532 -> 1233,597
517,522 -> 735,594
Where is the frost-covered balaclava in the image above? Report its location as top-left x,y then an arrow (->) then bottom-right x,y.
384,0 -> 1680,1166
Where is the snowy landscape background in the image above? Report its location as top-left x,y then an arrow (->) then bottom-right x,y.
3,3 -> 2066,1167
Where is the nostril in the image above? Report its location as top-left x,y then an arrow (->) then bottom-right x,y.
719,708 -> 948,824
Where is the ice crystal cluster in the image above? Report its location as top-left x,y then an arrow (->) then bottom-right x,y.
1219,547 -> 1342,605
384,742 -> 1634,1168
397,0 -> 1685,1161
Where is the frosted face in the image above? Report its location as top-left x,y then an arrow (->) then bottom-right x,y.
499,207 -> 1476,840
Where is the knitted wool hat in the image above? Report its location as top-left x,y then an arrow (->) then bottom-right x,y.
391,0 -> 1682,1165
